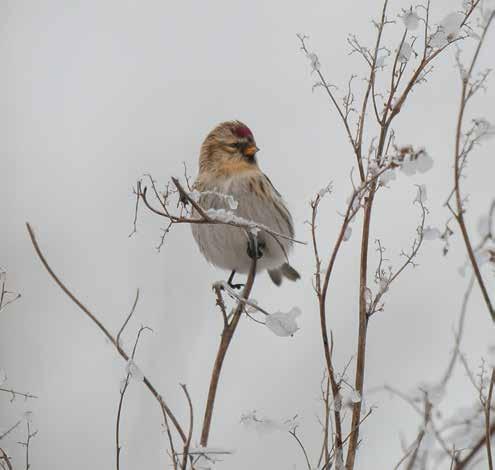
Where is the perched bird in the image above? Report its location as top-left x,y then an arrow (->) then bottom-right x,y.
191,120 -> 300,287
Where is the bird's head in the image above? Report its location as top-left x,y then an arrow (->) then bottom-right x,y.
198,121 -> 260,175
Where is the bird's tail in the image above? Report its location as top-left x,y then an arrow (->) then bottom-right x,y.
268,263 -> 301,286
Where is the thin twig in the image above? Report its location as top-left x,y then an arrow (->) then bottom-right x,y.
180,384 -> 194,470
25,223 -> 187,444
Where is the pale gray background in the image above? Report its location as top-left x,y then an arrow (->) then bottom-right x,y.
1,0 -> 494,469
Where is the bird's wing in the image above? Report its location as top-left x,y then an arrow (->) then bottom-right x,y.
260,173 -> 295,239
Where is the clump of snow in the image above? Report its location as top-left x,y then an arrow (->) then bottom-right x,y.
125,359 -> 144,382
399,150 -> 433,175
379,168 -> 396,186
265,307 -> 301,337
422,226 -> 441,240
342,390 -> 362,407
343,226 -> 352,242
430,12 -> 464,48
477,215 -> 492,238
401,9 -> 421,30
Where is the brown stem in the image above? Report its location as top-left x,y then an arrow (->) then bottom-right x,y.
0,448 -> 13,470
454,421 -> 495,470
486,369 -> 495,470
199,255 -> 257,446
345,192 -> 374,470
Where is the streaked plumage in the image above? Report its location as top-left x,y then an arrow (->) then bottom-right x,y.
191,121 -> 300,285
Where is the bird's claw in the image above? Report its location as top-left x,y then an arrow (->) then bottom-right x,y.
228,282 -> 244,290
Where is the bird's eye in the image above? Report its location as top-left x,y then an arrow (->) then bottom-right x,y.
227,142 -> 240,149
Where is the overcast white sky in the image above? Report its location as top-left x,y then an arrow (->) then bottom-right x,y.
1,0 -> 494,469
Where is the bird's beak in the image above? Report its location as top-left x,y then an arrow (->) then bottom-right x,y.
243,144 -> 259,158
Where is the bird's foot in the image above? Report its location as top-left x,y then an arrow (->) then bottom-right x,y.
227,270 -> 244,290
228,282 -> 244,290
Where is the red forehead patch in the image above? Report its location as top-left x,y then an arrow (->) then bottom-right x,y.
232,123 -> 253,139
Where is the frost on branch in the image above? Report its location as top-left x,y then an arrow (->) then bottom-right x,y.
265,307 -> 301,337
307,52 -> 320,73
473,118 -> 495,142
189,189 -> 238,210
318,181 -> 333,198
240,410 -> 299,434
125,359 -> 144,382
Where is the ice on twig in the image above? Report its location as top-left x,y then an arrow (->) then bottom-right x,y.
343,390 -> 362,407
422,226 -> 441,241
265,307 -> 301,337
318,182 -> 333,198
189,190 -> 238,210
343,226 -> 352,242
475,250 -> 491,266
333,393 -> 342,412
375,54 -> 388,68
414,184 -> 427,204
477,215 -> 492,238
398,42 -> 413,63
346,193 -> 360,213
23,410 -> 33,424
335,448 -> 344,470
417,381 -> 445,405
401,9 -> 420,30
125,359 -> 144,382
488,344 -> 495,368
306,52 -> 320,72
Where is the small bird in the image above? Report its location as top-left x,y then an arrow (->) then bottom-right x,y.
191,120 -> 300,287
